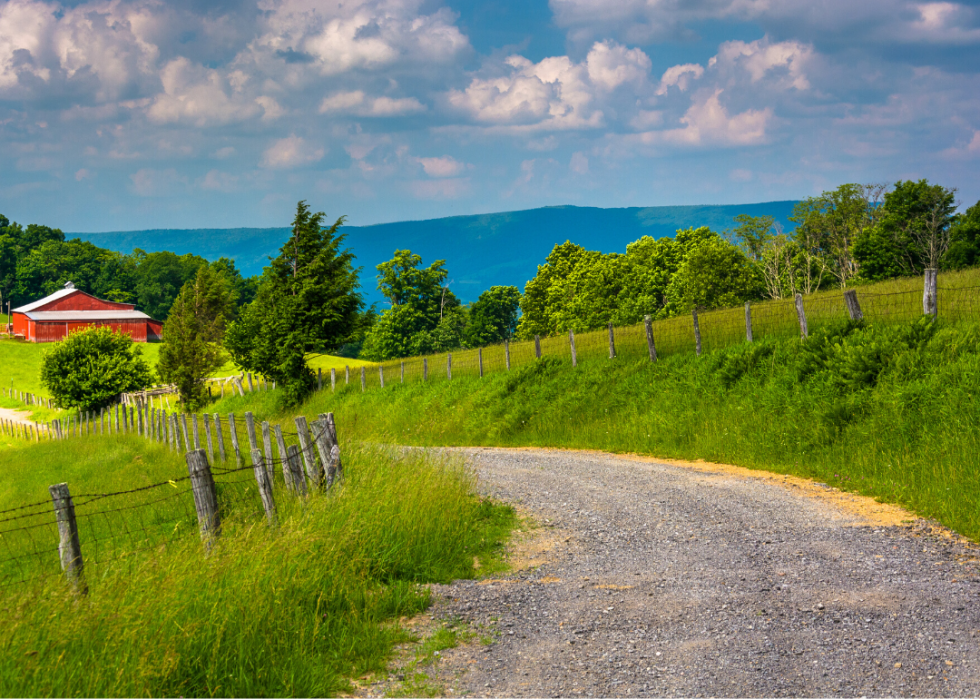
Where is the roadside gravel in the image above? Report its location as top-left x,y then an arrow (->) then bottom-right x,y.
412,447 -> 980,697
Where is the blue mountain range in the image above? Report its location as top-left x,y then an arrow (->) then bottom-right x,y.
70,201 -> 798,307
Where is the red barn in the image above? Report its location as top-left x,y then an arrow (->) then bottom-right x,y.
11,282 -> 163,343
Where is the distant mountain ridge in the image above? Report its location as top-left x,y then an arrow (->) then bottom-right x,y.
69,202 -> 799,306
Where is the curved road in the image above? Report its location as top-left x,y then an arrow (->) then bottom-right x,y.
416,448 -> 980,697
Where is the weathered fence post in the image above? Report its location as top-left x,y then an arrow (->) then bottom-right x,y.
205,415 -> 215,466
181,414 -> 191,452
172,414 -> 181,451
401,361 -> 405,383
317,368 -> 323,392
608,323 -> 616,359
569,329 -> 577,367
794,293 -> 809,338
326,412 -> 342,484
49,483 -> 86,594
447,353 -> 452,380
261,421 -> 274,481
250,447 -> 277,526
228,414 -> 241,465
693,308 -> 702,356
505,339 -> 511,370
244,412 -> 258,463
479,348 -> 484,378
423,357 -> 428,381
213,414 -> 227,462
331,367 -> 336,392
137,406 -> 144,437
294,416 -> 320,486
287,445 -> 307,496
644,315 -> 657,362
379,365 -> 385,388
192,413 -> 200,450
273,423 -> 288,474
534,335 -> 542,359
360,366 -> 366,391
923,268 -> 938,316
345,365 -> 350,385
114,404 -> 120,433
745,301 -> 753,342
844,289 -> 863,321
186,449 -> 221,552
313,413 -> 341,488
247,372 -> 254,392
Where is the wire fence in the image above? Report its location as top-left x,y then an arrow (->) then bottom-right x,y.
317,269 -> 980,394
0,410 -> 343,592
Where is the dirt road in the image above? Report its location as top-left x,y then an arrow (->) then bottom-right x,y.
398,448 -> 980,697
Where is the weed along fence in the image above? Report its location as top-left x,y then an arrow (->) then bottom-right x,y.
326,269 -> 980,394
0,410 -> 344,592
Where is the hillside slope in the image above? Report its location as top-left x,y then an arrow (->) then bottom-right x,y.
70,202 -> 798,305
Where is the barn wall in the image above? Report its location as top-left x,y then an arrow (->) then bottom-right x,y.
39,291 -> 134,313
11,313 -> 30,338
147,320 -> 163,341
33,320 -> 150,343
36,322 -> 68,343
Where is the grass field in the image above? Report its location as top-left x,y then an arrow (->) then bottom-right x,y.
0,431 -> 514,695
214,312 -> 980,543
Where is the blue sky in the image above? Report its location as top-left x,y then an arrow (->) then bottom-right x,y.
2,0 -> 979,232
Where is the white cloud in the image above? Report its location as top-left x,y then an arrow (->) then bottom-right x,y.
407,177 -> 470,199
319,90 -> 425,116
319,90 -> 366,113
656,64 -> 704,96
710,38 -> 812,91
417,155 -> 465,177
260,134 -> 324,168
369,95 -> 425,115
256,95 -> 285,121
642,89 -> 771,147
147,57 -> 262,126
570,151 -> 589,174
212,146 -> 236,159
74,167 -> 94,181
200,169 -> 240,192
585,40 -> 650,91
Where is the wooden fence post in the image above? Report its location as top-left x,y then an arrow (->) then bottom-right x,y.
228,414 -> 241,465
745,301 -> 753,343
192,413 -> 200,450
172,414 -> 182,451
569,330 -> 577,367
505,339 -> 511,370
423,357 -> 428,381
479,348 -> 484,377
844,289 -> 863,321
273,424 -> 288,476
534,335 -> 541,359
317,368 -> 322,392
115,404 -> 120,434
401,361 -> 405,383
644,315 -> 658,362
379,365 -> 385,388
260,421 -> 274,479
923,268 -> 938,316
249,447 -> 277,526
294,416 -> 321,486
331,367 -> 336,392
185,449 -> 220,552
794,293 -> 809,338
205,416 -> 215,466
447,353 -> 452,380
137,405 -> 144,437
244,412 -> 258,462
49,483 -> 86,594
693,308 -> 702,356
213,414 -> 226,462
247,372 -> 254,392
287,445 -> 307,496
608,323 -> 616,359
345,365 -> 350,385
181,414 -> 191,451
360,366 -> 366,391
310,417 -> 333,489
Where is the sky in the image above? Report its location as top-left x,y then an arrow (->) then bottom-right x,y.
2,0 -> 979,232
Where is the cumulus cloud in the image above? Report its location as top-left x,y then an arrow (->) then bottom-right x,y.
639,90 -> 771,147
417,155 -> 465,177
447,41 -> 654,130
260,135 -> 324,168
319,90 -> 425,116
709,38 -> 812,91
656,64 -> 704,95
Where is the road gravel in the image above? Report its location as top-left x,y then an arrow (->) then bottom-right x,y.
414,447 -> 980,697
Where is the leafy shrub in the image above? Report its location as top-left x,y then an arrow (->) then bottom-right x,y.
40,327 -> 154,411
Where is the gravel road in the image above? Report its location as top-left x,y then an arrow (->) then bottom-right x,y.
414,447 -> 980,697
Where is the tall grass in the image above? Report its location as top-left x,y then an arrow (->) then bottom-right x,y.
247,315 -> 980,542
0,437 -> 514,696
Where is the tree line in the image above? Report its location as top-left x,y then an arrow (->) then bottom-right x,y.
19,178 -> 980,410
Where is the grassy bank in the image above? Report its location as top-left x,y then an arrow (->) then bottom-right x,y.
0,435 -> 514,695
223,316 -> 980,542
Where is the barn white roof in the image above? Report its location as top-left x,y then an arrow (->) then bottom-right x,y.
24,310 -> 152,321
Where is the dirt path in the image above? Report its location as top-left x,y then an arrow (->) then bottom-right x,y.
375,447 -> 980,697
0,407 -> 39,428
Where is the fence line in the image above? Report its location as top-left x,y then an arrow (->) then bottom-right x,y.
317,270 -> 980,395
0,410 -> 346,592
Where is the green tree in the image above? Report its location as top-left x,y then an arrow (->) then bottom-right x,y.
360,250 -> 461,360
157,266 -> 234,408
40,327 -> 154,412
134,250 -> 209,320
465,286 -> 521,346
665,236 -> 761,312
946,200 -> 980,270
225,201 -> 362,404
